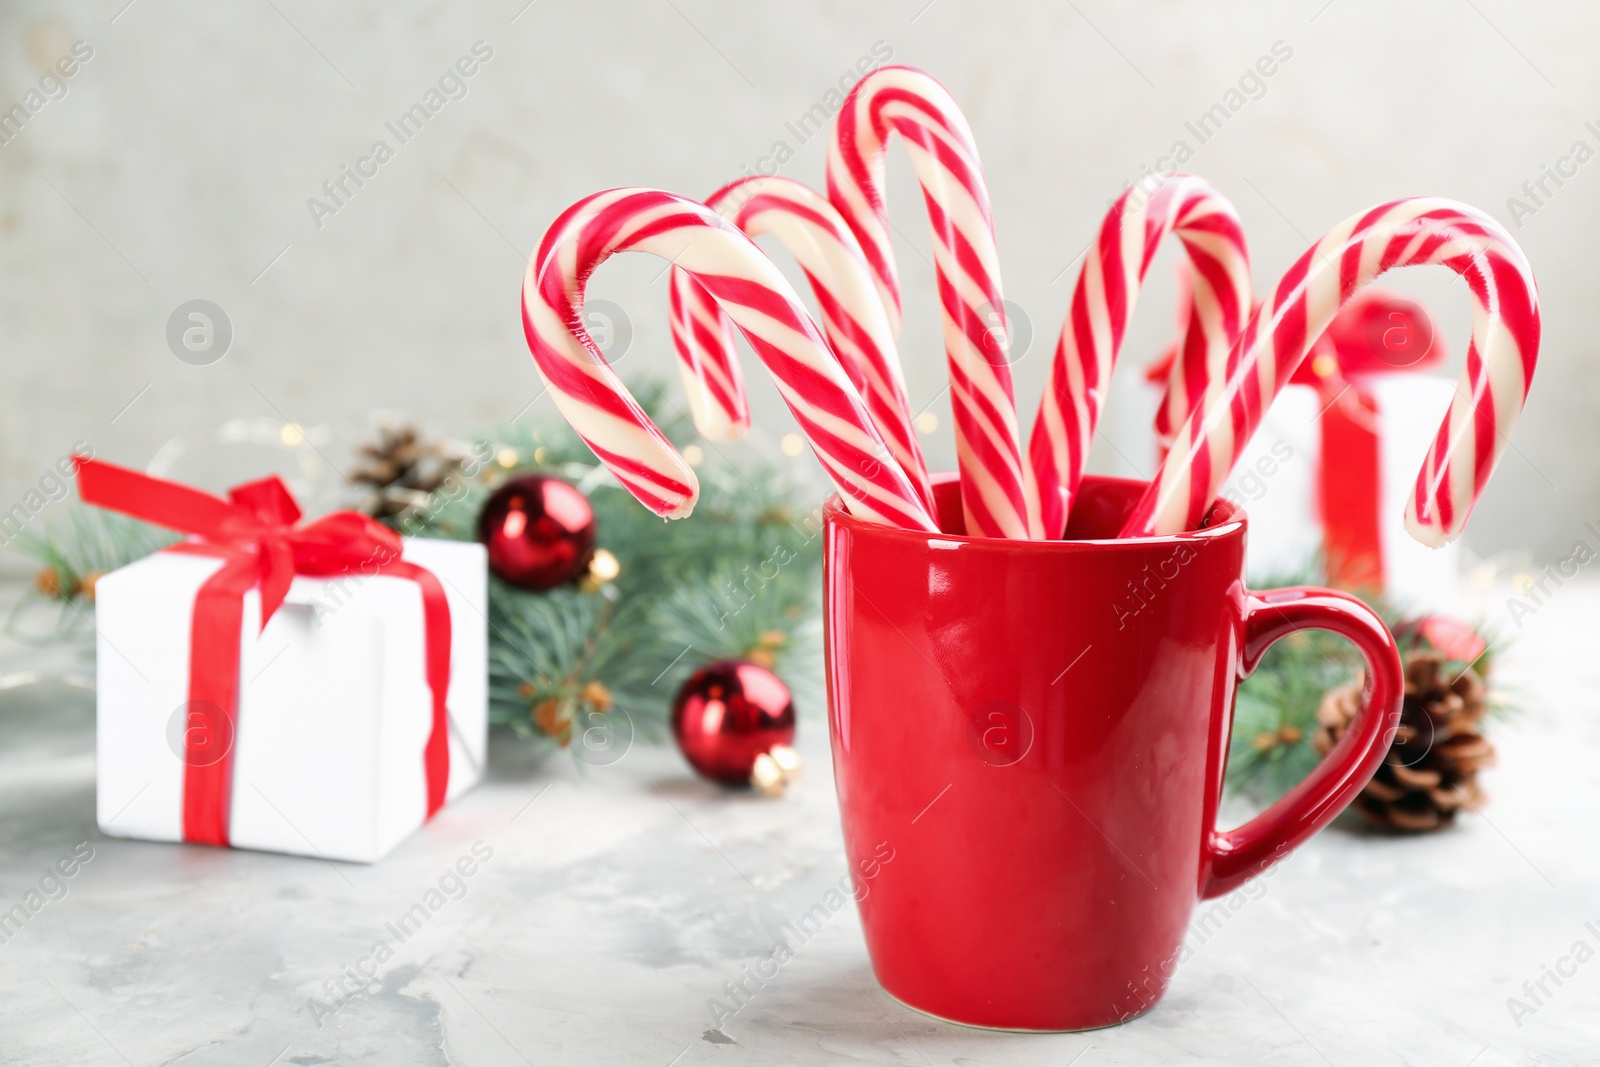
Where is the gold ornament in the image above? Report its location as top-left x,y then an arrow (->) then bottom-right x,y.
748,743 -> 803,797
578,548 -> 621,593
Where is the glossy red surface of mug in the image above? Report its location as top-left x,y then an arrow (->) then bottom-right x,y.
824,474 -> 1403,1031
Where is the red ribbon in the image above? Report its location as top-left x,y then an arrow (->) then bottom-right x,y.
77,458 -> 453,847
1292,291 -> 1446,592
1311,379 -> 1385,589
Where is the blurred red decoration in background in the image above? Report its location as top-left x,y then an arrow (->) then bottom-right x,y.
671,660 -> 796,787
478,474 -> 596,590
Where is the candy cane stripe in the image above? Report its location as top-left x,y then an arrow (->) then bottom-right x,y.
667,176 -> 935,512
1028,174 -> 1252,537
829,66 -> 1036,538
668,271 -> 748,443
525,188 -> 938,532
1123,197 -> 1539,546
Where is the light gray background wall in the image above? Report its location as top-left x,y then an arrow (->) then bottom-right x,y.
0,0 -> 1592,563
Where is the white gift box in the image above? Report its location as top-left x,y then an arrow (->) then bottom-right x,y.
94,537 -> 488,863
1113,374 -> 1462,614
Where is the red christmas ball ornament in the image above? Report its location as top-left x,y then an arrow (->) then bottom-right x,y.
478,474 -> 596,590
672,660 -> 800,795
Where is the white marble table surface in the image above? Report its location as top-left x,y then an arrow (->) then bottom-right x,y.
1,578 -> 1597,1067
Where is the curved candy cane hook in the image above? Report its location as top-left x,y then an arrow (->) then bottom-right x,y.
668,176 -> 935,513
522,188 -> 938,532
828,65 -> 1035,538
1123,197 -> 1539,546
1027,173 -> 1251,537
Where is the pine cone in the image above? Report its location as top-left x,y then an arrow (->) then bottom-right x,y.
1314,650 -> 1494,832
350,424 -> 468,520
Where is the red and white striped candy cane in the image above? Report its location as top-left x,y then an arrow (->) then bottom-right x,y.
523,188 -> 938,533
667,272 -> 749,445
828,65 -> 1035,539
1150,272 -> 1267,462
669,176 -> 935,512
1121,197 -> 1539,545
1026,174 -> 1251,537
1150,258 -> 1195,451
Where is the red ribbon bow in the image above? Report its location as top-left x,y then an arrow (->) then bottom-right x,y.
77,458 -> 453,847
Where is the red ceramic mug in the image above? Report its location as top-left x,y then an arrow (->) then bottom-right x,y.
824,473 -> 1402,1031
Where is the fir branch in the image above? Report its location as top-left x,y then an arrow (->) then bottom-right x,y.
1226,563 -> 1504,805
465,388 -> 824,752
5,505 -> 177,642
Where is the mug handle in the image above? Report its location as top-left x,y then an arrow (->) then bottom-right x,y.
1199,586 -> 1404,899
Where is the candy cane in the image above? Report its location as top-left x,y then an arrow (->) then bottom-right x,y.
1154,274 -> 1272,459
1150,258 -> 1196,451
828,65 -> 1035,539
523,188 -> 938,533
1121,197 -> 1539,545
669,176 -> 935,512
1026,174 -> 1251,537
667,272 -> 750,445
